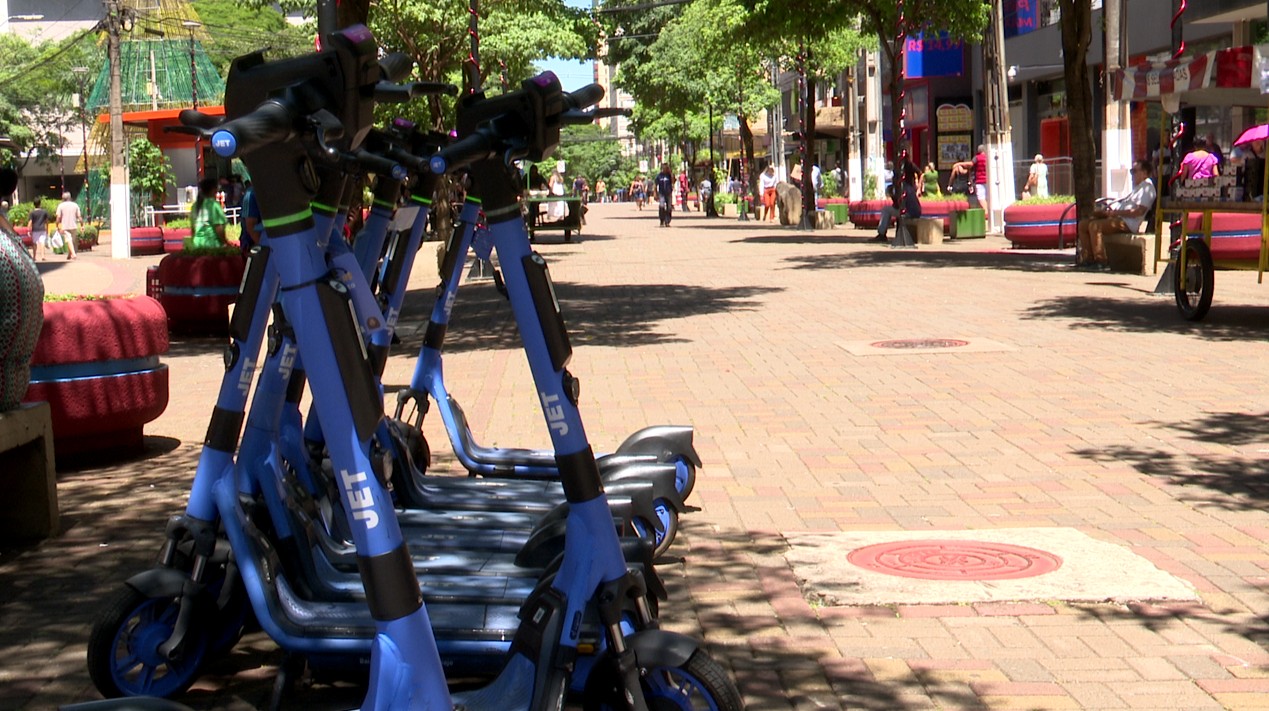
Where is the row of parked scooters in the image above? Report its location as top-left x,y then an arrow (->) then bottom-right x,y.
70,23 -> 741,711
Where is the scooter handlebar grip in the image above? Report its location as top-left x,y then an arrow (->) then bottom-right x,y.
352,149 -> 408,181
379,52 -> 415,83
208,100 -> 297,158
178,108 -> 223,131
564,83 -> 605,111
411,81 -> 459,96
430,129 -> 495,174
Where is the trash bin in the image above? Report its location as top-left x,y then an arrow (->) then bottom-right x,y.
951,208 -> 986,239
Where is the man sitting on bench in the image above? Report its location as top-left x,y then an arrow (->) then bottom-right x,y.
1076,159 -> 1155,271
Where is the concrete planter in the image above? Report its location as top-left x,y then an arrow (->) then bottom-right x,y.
157,252 -> 247,335
848,200 -> 890,229
23,296 -> 169,459
1003,202 -> 1078,249
1184,213 -> 1262,262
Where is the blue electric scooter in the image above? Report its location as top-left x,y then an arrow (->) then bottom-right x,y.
83,32 -> 740,711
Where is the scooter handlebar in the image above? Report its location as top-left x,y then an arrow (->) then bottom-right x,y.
208,100 -> 298,158
564,83 -> 605,111
429,128 -> 495,175
379,52 -> 415,83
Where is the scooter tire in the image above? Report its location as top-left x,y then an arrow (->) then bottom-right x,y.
582,648 -> 743,711
87,586 -> 210,699
632,504 -> 678,560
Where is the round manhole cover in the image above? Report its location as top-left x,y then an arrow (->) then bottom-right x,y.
870,338 -> 970,349
847,540 -> 1063,581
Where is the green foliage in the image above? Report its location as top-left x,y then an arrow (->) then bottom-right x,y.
822,171 -> 840,198
0,32 -> 102,178
192,0 -> 314,76
8,201 -> 33,226
368,0 -> 597,128
545,124 -> 625,187
1013,194 -> 1076,206
178,239 -> 240,257
44,293 -> 131,302
863,174 -> 878,200
164,217 -> 192,229
128,138 -> 176,209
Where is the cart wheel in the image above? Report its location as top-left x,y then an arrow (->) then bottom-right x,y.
564,230 -> 572,242
1173,238 -> 1214,321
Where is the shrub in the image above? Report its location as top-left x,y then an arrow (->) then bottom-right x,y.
1013,194 -> 1075,206
164,217 -> 191,229
8,201 -> 33,226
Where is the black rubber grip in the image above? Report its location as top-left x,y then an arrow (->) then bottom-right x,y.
565,83 -> 605,111
379,53 -> 414,83
590,107 -> 630,119
210,100 -> 297,158
411,81 -> 459,96
374,83 -> 416,104
351,149 -> 404,179
179,108 -> 223,130
430,128 -> 495,174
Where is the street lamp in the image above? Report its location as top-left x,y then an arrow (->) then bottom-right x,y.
182,20 -> 202,177
72,66 -> 91,221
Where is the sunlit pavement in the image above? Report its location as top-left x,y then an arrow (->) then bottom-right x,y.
7,203 -> 1269,709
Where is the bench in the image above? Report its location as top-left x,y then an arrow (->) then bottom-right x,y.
1103,231 -> 1155,275
0,401 -> 58,541
911,217 -> 943,245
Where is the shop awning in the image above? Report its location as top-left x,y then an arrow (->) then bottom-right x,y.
1111,44 -> 1269,107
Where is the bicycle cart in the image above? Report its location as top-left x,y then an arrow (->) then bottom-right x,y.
524,196 -> 583,241
1112,44 -> 1269,321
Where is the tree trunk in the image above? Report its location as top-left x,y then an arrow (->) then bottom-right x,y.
884,37 -> 904,211
800,45 -> 817,230
1059,0 -> 1096,221
739,115 -> 757,209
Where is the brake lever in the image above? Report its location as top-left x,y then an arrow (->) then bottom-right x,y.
307,109 -> 347,161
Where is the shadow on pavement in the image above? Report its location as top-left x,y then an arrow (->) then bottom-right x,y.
1075,443 -> 1269,512
674,521 -> 980,709
780,249 -> 1075,272
1022,295 -> 1269,340
396,281 -> 779,354
1164,410 -> 1269,446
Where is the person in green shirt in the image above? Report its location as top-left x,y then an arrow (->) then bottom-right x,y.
922,163 -> 941,197
191,176 -> 227,249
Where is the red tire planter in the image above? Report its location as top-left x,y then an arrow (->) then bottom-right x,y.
849,199 -> 890,229
162,227 -> 192,253
157,252 -> 246,335
14,225 -> 32,248
130,226 -> 165,255
22,296 -> 169,459
1184,213 -> 1261,262
919,198 -> 970,233
1003,202 -> 1078,249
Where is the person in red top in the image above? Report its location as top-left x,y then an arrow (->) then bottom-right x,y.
953,144 -> 990,218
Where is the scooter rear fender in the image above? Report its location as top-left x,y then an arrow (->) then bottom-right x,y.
614,425 -> 701,468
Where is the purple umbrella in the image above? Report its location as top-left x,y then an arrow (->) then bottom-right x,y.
1233,124 -> 1269,146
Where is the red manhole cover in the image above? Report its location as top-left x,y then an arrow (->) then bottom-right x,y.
847,540 -> 1062,581
870,338 -> 969,349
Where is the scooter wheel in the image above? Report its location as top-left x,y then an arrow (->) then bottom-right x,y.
87,585 -> 210,699
674,457 -> 697,500
632,504 -> 679,560
582,648 -> 744,711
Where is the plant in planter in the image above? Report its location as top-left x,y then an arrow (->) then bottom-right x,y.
155,244 -> 246,335
22,294 -> 169,459
1003,194 -> 1078,249
162,217 -> 192,253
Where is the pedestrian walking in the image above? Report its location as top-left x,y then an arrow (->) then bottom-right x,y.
54,192 -> 80,260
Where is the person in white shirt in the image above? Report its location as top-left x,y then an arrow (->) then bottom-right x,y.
1025,154 -> 1049,198
1076,159 -> 1155,271
759,165 -> 778,222
54,191 -> 80,260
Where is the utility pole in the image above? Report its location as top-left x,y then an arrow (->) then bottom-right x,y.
183,20 -> 202,178
106,0 -> 130,259
982,0 -> 1014,233
72,66 -> 90,222
1102,0 -> 1131,198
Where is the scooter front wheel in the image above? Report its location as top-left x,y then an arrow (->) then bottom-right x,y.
87,586 -> 210,699
632,503 -> 679,560
582,648 -> 744,711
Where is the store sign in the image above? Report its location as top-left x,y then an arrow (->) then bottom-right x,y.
936,103 -> 973,133
1003,0 -> 1040,39
905,32 -> 964,78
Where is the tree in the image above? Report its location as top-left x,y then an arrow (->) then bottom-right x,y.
0,32 -> 101,185
741,0 -> 987,228
1057,0 -> 1096,222
549,124 -> 625,185
191,0 -> 314,76
127,138 -> 175,221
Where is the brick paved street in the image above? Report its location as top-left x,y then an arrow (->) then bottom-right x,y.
6,203 -> 1269,709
